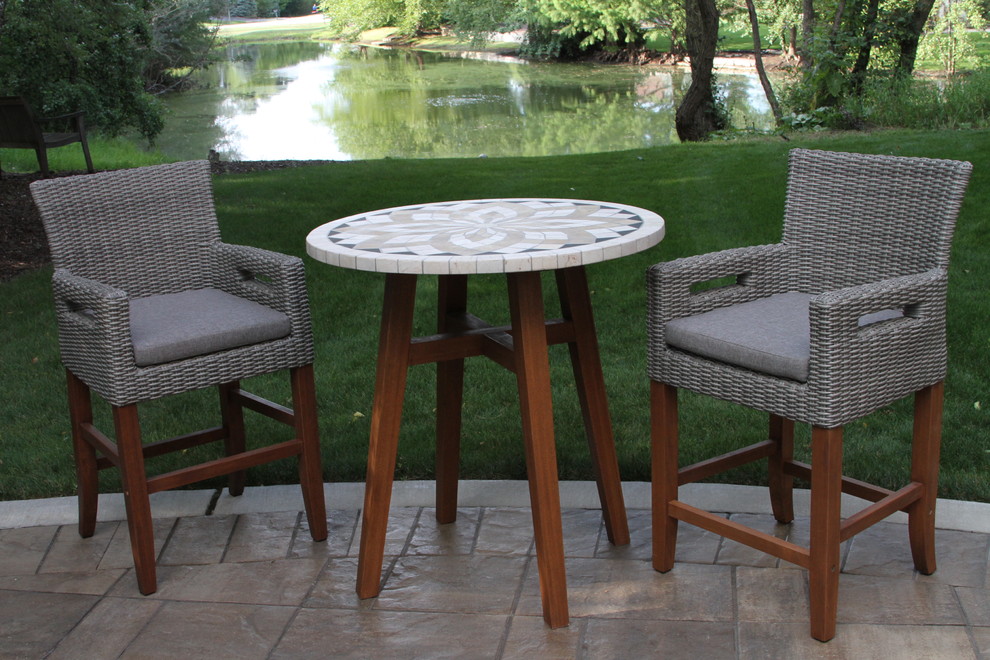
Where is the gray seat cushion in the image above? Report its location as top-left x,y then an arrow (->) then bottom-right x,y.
665,292 -> 902,382
130,288 -> 291,367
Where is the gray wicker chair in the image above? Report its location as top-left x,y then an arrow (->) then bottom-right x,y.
647,148 -> 972,641
29,160 -> 328,595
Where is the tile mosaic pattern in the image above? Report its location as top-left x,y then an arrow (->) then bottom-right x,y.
306,198 -> 665,274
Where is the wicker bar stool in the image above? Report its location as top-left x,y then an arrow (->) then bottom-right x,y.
30,161 -> 328,594
647,149 -> 971,641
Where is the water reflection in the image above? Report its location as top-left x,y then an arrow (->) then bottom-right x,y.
153,42 -> 773,161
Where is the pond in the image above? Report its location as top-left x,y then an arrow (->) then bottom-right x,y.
153,41 -> 775,162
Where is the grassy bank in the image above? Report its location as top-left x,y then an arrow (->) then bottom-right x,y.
1,129 -> 987,503
0,137 -> 170,176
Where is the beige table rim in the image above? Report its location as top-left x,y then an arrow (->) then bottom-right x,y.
306,198 -> 665,627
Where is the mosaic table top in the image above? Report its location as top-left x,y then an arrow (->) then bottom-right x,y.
306,198 -> 665,275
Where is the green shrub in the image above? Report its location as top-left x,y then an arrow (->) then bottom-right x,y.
781,69 -> 990,131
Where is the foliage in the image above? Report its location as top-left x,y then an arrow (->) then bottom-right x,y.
443,0 -> 522,46
319,0 -> 400,37
0,0 -> 223,140
519,0 -> 660,50
721,0 -> 800,56
318,0 -> 443,37
145,0 -> 219,94
919,0 -> 989,74
780,67 -> 990,129
859,69 -> 990,127
0,0 -> 165,140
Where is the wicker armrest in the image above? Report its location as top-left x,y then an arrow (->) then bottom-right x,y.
210,242 -> 313,335
647,243 -> 789,322
51,268 -> 128,325
808,268 -> 949,378
51,268 -> 134,370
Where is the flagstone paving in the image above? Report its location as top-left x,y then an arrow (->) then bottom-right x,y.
1,486 -> 987,659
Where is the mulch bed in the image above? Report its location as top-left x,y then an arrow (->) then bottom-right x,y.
0,160 -> 332,282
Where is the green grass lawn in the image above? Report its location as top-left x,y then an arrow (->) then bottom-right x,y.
2,129 -> 988,503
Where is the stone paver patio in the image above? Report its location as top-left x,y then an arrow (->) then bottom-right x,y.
1,482 -> 988,659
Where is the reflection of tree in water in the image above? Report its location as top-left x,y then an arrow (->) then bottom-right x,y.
717,74 -> 774,130
156,43 -> 775,161
158,41 -> 339,160
319,48 -> 688,159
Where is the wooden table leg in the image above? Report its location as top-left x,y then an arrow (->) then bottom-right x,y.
356,273 -> 418,600
436,275 -> 468,524
508,271 -> 569,628
555,266 -> 629,546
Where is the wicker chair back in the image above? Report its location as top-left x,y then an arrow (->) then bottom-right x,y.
30,160 -> 220,297
781,149 -> 971,292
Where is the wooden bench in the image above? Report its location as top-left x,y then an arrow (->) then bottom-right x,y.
0,96 -> 94,177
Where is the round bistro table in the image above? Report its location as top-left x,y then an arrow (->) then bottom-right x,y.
306,198 -> 665,628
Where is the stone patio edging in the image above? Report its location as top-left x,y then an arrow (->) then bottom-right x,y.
2,481 -> 988,534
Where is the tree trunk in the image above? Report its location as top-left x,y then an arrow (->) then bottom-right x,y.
745,0 -> 782,124
850,0 -> 881,94
895,0 -> 937,75
675,0 -> 723,141
801,0 -> 816,66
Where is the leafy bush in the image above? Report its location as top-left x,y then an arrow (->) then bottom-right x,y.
442,0 -> 521,47
0,0 -> 165,140
0,0 -> 220,141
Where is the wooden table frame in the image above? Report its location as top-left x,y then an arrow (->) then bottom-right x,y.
356,265 -> 631,628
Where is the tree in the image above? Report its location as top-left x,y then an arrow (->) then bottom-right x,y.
0,0 -> 165,139
795,0 -> 941,106
520,0 -> 658,52
144,0 -> 219,94
919,0 -> 989,74
318,0 -> 443,37
744,0 -> 783,122
443,0 -> 520,46
893,0 -> 939,74
675,0 -> 726,139
0,0 -> 222,140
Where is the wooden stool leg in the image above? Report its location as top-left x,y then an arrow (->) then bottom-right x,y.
809,425 -> 843,642
509,271 -> 569,628
357,274 -> 417,599
555,267 -> 629,546
436,275 -> 468,524
768,414 -> 795,524
219,381 -> 246,497
651,380 -> 679,573
113,403 -> 157,595
908,381 -> 943,575
292,364 -> 327,542
66,370 -> 98,538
